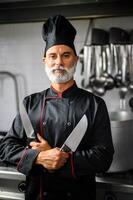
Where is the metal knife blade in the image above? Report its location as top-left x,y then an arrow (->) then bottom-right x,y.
60,114 -> 88,152
19,102 -> 35,139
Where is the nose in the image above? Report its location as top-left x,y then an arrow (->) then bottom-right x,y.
55,55 -> 63,66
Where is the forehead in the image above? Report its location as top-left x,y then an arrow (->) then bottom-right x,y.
46,45 -> 75,55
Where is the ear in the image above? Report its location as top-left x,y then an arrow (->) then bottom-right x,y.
75,55 -> 79,65
42,57 -> 46,64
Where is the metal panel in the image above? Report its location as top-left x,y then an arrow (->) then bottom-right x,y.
0,0 -> 133,23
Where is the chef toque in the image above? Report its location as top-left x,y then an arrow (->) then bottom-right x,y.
42,15 -> 77,56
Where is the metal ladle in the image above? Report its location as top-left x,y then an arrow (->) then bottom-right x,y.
92,46 -> 106,96
119,45 -> 128,110
128,44 -> 133,91
99,46 -> 114,91
113,45 -> 122,87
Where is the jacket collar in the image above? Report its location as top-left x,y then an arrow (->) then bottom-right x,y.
48,81 -> 78,98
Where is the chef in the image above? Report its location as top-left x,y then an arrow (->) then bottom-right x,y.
0,15 -> 114,200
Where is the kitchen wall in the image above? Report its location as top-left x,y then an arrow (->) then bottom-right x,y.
0,16 -> 133,131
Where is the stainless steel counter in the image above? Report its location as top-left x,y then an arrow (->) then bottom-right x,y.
1,166 -> 133,200
96,172 -> 133,200
0,167 -> 25,200
96,176 -> 133,193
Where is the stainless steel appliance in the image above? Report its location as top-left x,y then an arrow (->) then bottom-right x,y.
0,167 -> 25,200
96,110 -> 133,199
108,111 -> 133,172
0,71 -> 27,200
96,171 -> 133,200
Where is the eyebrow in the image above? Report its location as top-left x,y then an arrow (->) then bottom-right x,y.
48,51 -> 72,56
63,51 -> 71,54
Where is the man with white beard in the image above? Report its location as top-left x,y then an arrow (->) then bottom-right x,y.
0,15 -> 114,200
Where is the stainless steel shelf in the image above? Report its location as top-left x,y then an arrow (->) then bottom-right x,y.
96,176 -> 133,194
0,167 -> 25,181
0,0 -> 133,23
0,191 -> 24,200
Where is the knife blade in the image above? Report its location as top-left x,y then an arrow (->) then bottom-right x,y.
19,102 -> 35,140
60,114 -> 88,152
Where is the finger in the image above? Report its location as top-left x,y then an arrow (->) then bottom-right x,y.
37,133 -> 46,142
61,152 -> 69,159
30,141 -> 36,146
30,141 -> 39,147
31,146 -> 38,150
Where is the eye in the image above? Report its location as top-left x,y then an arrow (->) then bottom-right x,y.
63,53 -> 70,59
49,54 -> 56,60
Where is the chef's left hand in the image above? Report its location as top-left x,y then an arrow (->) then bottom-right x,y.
30,133 -> 51,151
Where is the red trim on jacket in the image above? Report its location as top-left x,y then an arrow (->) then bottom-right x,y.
70,152 -> 76,178
17,147 -> 29,171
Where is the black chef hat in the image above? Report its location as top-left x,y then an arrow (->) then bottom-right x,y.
42,15 -> 77,56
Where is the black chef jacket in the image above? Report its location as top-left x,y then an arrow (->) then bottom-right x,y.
0,83 -> 114,200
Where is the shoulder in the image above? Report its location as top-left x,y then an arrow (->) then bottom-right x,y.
77,87 -> 105,105
23,89 -> 48,108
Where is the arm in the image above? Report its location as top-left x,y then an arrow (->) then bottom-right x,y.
73,99 -> 114,176
0,114 -> 39,176
30,134 -> 69,170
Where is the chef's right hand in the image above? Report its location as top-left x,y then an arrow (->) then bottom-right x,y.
35,147 -> 69,170
30,133 -> 51,151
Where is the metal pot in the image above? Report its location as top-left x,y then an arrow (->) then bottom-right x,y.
108,111 -> 133,172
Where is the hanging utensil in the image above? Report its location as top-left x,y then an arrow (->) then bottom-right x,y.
80,19 -> 94,89
119,45 -> 128,110
101,45 -> 115,90
92,45 -> 106,96
109,27 -> 129,88
90,28 -> 109,95
128,30 -> 133,91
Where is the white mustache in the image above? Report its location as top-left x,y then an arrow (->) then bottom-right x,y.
45,63 -> 76,83
51,66 -> 67,72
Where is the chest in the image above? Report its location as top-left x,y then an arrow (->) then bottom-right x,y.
41,97 -> 91,147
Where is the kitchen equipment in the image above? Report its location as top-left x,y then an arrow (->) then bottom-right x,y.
0,71 -> 27,200
0,167 -> 25,200
0,71 -> 19,111
109,28 -> 130,110
129,97 -> 133,111
92,45 -> 106,96
60,114 -> 88,152
81,45 -> 92,89
20,102 -> 35,142
79,19 -> 94,89
128,31 -> 133,91
96,171 -> 133,200
98,110 -> 133,199
108,111 -> 133,172
91,28 -> 109,45
103,46 -> 115,90
0,71 -> 20,135
109,27 -> 129,45
119,45 -> 128,110
90,28 -> 110,96
109,27 -> 129,88
0,71 -> 27,136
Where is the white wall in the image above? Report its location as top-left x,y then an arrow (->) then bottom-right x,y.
0,16 -> 133,131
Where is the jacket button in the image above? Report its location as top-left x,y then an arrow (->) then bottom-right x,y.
67,192 -> 71,197
67,122 -> 71,126
43,121 -> 46,126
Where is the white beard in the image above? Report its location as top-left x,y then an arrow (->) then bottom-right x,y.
45,64 -> 76,83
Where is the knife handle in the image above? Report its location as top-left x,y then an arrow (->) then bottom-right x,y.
60,144 -> 71,152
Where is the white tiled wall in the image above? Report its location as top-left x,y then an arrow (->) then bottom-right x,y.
0,16 -> 133,131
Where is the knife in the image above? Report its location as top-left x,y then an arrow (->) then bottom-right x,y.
20,102 -> 88,151
19,102 -> 35,144
60,114 -> 88,152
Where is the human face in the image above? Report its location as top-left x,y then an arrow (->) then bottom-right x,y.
43,45 -> 78,84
